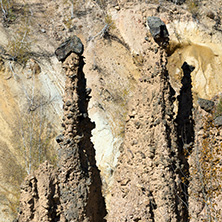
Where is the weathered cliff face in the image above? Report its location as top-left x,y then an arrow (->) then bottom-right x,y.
17,161 -> 60,221
106,30 -> 189,221
1,0 -> 222,221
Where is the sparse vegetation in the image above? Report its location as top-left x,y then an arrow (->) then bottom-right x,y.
17,73 -> 57,174
0,148 -> 26,217
186,0 -> 200,17
63,16 -> 73,30
7,26 -> 31,64
18,109 -> 56,174
63,0 -> 79,19
104,14 -> 116,32
0,0 -> 16,25
132,52 -> 144,66
7,4 -> 33,64
0,97 -> 57,217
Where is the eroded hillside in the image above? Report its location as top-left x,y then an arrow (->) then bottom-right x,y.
0,0 -> 222,221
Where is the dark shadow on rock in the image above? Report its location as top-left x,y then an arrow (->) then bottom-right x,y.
175,61 -> 195,221
77,56 -> 107,221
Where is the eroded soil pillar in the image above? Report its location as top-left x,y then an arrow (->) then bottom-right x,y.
56,37 -> 107,221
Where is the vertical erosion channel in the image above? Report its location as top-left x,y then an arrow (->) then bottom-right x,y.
55,36 -> 107,221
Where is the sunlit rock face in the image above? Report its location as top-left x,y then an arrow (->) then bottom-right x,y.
89,110 -> 122,192
1,0 -> 222,220
167,20 -> 222,101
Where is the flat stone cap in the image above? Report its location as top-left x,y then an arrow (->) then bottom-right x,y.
147,16 -> 169,42
55,36 -> 84,62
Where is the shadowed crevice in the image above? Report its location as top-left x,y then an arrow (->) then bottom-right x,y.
76,56 -> 107,221
176,61 -> 195,221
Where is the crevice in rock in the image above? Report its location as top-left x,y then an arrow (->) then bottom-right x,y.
175,61 -> 195,221
76,55 -> 107,221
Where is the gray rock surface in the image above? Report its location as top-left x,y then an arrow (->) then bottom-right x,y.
197,98 -> 215,112
55,36 -> 84,62
214,116 -> 222,126
147,16 -> 169,43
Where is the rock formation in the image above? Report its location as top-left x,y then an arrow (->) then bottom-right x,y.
197,98 -> 215,113
107,20 -> 195,221
56,38 -> 107,222
147,16 -> 169,45
3,1 -> 222,221
17,37 -> 107,222
17,162 -> 61,221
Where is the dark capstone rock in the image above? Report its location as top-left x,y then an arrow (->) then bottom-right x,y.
55,36 -> 84,62
214,116 -> 222,126
147,16 -> 169,43
182,62 -> 195,73
197,98 -> 215,112
56,134 -> 64,143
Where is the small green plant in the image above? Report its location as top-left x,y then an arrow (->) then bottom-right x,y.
63,16 -> 73,30
186,0 -> 200,17
105,14 -> 116,31
0,0 -> 16,24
